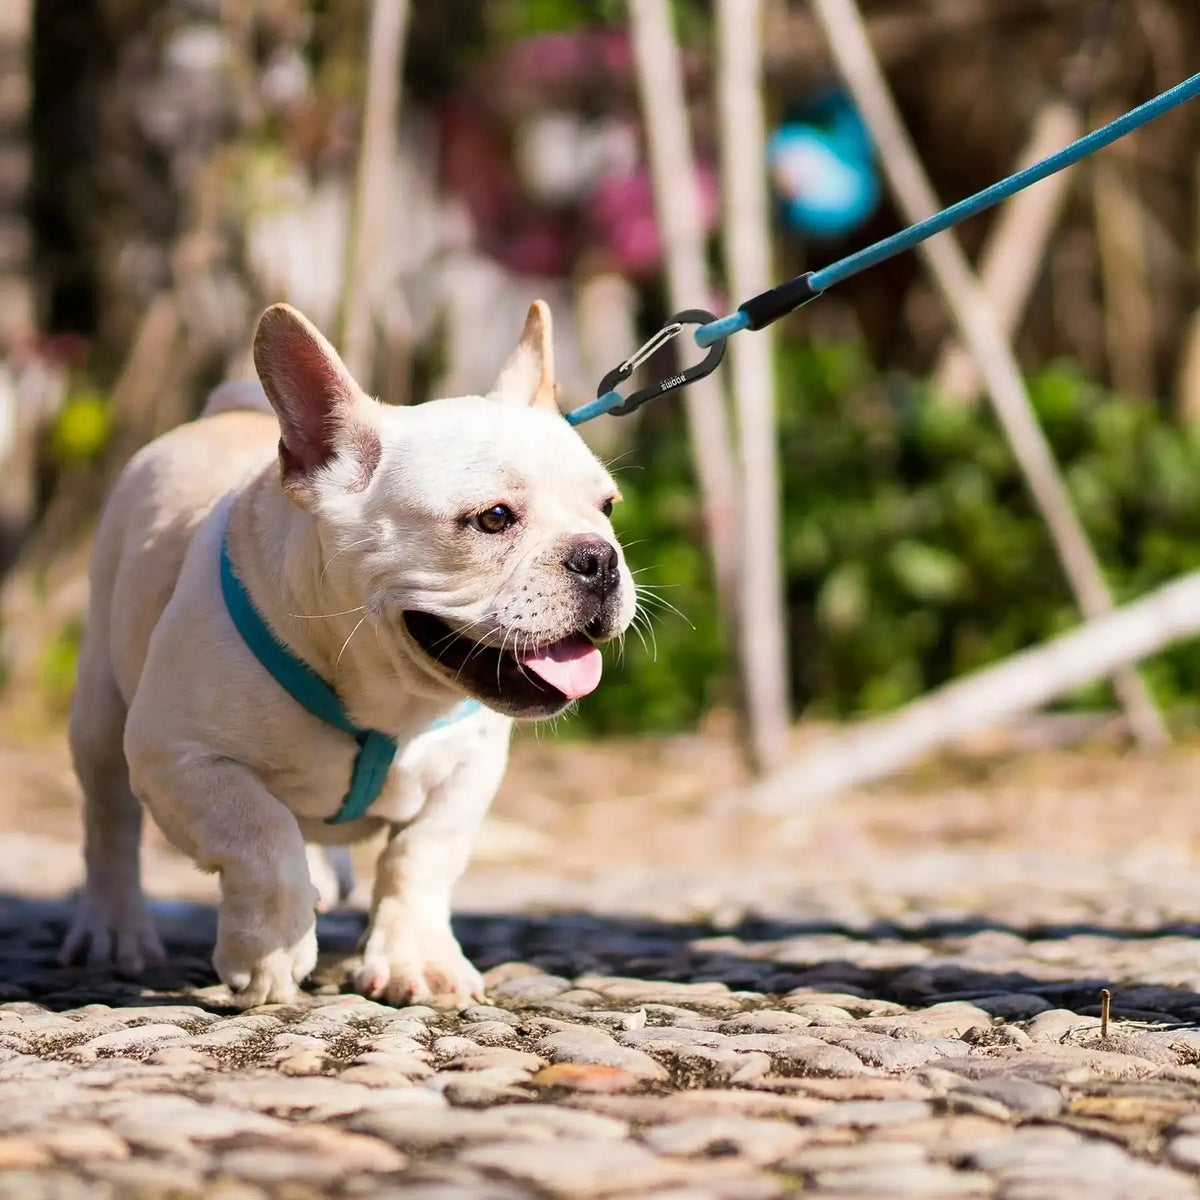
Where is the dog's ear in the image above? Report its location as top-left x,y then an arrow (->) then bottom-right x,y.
253,303 -> 382,506
487,300 -> 559,411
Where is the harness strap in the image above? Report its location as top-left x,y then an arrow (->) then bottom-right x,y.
219,522 -> 480,824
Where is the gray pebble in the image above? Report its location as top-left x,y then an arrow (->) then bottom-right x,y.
219,1149 -> 344,1183
813,1163 -> 993,1196
442,1045 -> 546,1073
455,1020 -> 521,1047
460,1005 -> 521,1025
618,1028 -> 729,1051
719,1010 -> 813,1034
86,1158 -> 205,1192
487,975 -> 572,1003
969,993 -> 1053,1020
950,1077 -> 1063,1118
811,1100 -> 933,1128
641,1115 -> 807,1162
350,1050 -> 432,1080
353,1103 -> 628,1148
462,1137 -> 685,1196
838,1035 -> 950,1071
785,1142 -> 928,1173
0,1173 -> 111,1200
1167,1135 -> 1200,1171
536,1029 -> 668,1081
781,1003 -> 857,1025
1023,1009 -> 1101,1042
574,976 -> 731,1004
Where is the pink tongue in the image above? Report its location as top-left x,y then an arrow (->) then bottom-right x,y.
517,636 -> 603,700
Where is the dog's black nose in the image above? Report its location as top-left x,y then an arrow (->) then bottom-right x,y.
564,537 -> 620,596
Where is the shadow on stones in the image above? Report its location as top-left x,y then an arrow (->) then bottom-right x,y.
4,893 -> 1200,1024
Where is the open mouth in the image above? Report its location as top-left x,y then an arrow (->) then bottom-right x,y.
403,611 -> 604,717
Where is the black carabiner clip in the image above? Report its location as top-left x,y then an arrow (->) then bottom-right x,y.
596,309 -> 727,418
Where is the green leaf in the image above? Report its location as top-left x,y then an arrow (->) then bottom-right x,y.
817,562 -> 869,633
888,540 -> 968,602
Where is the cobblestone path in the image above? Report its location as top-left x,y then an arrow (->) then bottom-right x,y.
4,736 -> 1200,1198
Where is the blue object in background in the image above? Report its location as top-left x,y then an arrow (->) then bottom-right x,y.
768,88 -> 880,241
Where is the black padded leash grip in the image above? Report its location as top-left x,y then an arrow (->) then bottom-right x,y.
737,272 -> 823,331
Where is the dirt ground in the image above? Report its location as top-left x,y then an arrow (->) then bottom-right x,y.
8,712 -> 1200,923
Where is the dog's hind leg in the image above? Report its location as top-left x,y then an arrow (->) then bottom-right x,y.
59,652 -> 165,972
306,843 -> 355,912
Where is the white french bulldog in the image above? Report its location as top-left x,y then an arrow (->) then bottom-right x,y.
59,300 -> 635,1007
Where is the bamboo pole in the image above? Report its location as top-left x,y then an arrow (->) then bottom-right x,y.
1093,151 -> 1155,400
715,0 -> 789,774
0,0 -> 33,350
628,0 -> 742,627
932,101 -> 1082,404
1178,158 -> 1200,424
809,0 -> 1168,748
340,0 -> 411,387
743,568 -> 1200,814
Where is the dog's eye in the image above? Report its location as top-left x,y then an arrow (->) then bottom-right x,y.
600,497 -> 615,518
472,505 -> 516,534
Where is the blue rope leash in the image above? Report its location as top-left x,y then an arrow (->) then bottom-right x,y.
566,70 -> 1200,426
694,68 -> 1200,350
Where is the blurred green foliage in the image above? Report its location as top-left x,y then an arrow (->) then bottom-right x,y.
32,343 -> 1200,735
578,341 -> 1200,735
39,618 -> 83,715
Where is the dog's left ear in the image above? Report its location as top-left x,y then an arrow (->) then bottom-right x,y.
253,303 -> 382,507
487,300 -> 559,411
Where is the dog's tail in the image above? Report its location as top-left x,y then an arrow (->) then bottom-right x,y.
200,380 -> 276,420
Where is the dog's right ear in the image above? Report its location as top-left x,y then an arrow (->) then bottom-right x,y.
253,304 -> 382,507
487,300 -> 559,411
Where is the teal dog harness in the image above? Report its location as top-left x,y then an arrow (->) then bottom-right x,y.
219,523 -> 480,824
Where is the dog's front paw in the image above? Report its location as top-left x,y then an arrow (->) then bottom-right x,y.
214,919 -> 318,1007
58,888 -> 166,973
352,917 -> 484,1008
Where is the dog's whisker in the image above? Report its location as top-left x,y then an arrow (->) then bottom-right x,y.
628,615 -> 650,656
427,615 -> 492,654
289,605 -> 367,620
630,608 -> 660,661
318,538 -> 373,586
496,628 -> 514,692
335,615 -> 367,667
455,628 -> 500,675
452,625 -> 504,685
637,590 -> 694,629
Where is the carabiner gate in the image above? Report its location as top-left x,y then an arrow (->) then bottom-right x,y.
599,308 -> 726,417
565,309 -> 727,426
